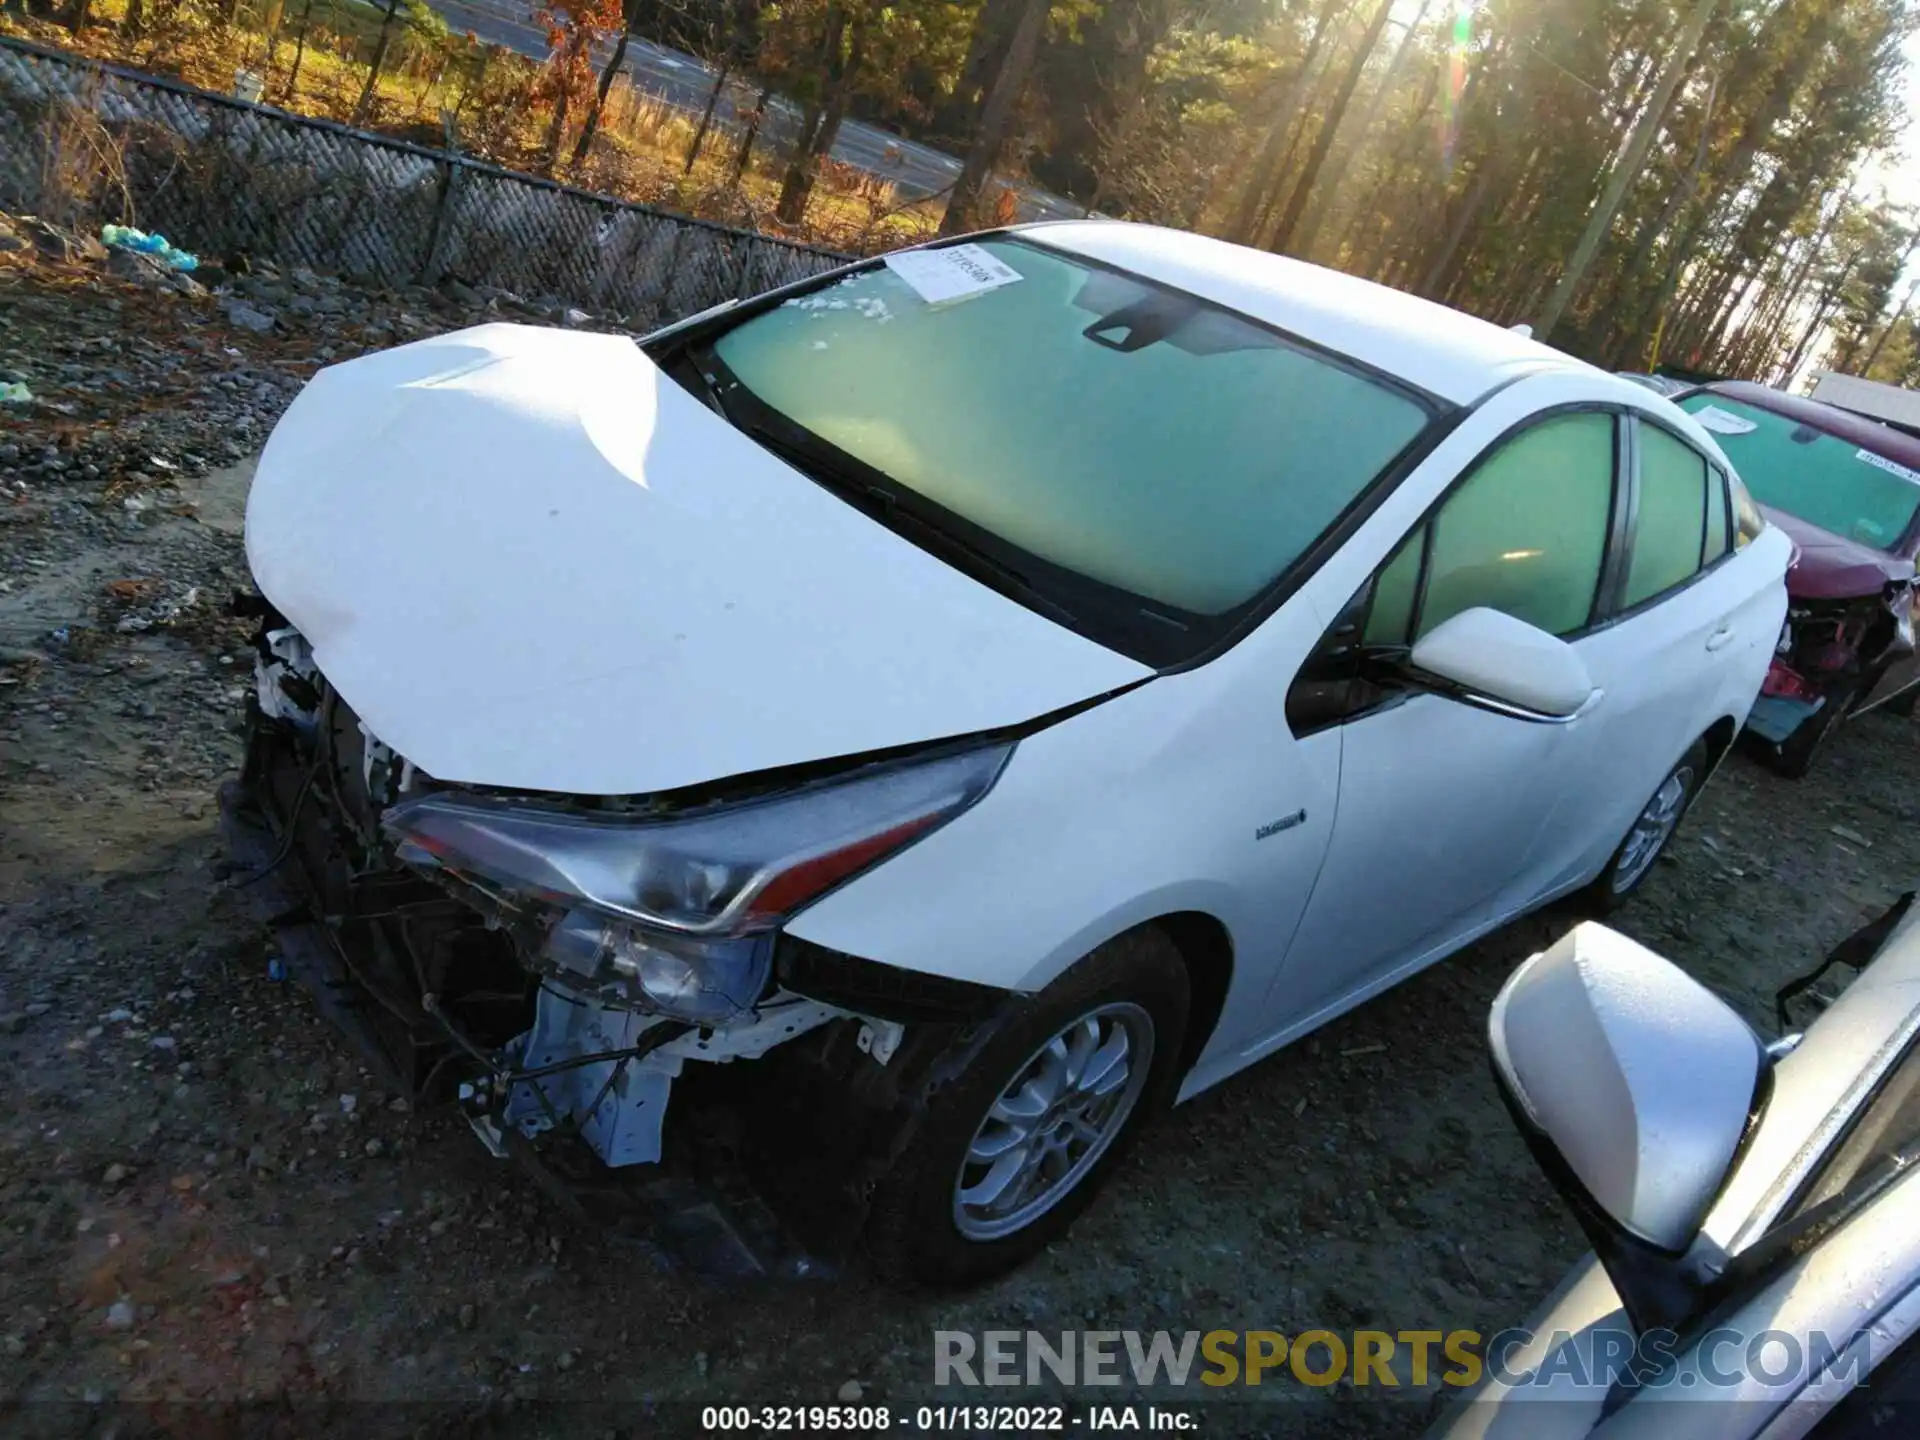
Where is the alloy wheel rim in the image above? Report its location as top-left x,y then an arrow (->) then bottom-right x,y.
1612,765 -> 1694,893
952,1002 -> 1155,1241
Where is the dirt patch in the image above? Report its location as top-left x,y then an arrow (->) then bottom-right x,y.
4,231 -> 1920,1438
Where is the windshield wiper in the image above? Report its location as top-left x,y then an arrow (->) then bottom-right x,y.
663,354 -> 738,423
738,421 -> 897,515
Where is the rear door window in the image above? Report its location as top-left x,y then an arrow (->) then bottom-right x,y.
1623,423 -> 1711,608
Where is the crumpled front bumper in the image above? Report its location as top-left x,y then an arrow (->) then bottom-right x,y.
218,705 -> 840,1279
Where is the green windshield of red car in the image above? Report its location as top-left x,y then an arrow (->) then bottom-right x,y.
1679,394 -> 1920,553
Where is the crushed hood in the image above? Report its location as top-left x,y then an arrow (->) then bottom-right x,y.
1764,505 -> 1915,600
246,323 -> 1149,795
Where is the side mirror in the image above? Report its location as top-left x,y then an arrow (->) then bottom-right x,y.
1489,923 -> 1769,1333
1409,607 -> 1598,722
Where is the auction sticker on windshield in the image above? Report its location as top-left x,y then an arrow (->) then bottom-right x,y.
1857,448 -> 1920,485
884,244 -> 1024,305
1691,405 -> 1759,436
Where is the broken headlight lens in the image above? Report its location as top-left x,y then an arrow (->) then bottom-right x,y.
381,742 -> 1013,936
545,909 -> 769,1022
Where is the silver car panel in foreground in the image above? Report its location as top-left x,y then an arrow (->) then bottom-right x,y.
1429,897 -> 1920,1438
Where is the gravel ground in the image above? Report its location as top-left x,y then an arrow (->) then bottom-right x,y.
4,215 -> 1919,1439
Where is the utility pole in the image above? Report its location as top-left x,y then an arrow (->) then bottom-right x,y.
1536,0 -> 1719,340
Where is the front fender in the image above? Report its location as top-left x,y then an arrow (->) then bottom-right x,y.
783,643 -> 1339,1076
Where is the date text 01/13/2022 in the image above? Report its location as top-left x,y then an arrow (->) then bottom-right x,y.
699,1405 -> 1201,1431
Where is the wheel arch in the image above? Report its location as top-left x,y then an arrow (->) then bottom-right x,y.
1149,910 -> 1235,1077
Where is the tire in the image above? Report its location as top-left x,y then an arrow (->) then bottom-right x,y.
1770,683 -> 1860,780
865,926 -> 1190,1288
1585,740 -> 1708,913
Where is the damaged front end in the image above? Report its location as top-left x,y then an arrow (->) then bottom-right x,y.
1747,580 -> 1917,746
219,597 -> 1013,1275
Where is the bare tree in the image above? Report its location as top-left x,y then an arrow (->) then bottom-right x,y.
571,0 -> 640,169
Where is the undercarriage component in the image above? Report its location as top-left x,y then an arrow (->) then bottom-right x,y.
502,990 -> 685,1166
218,599 -> 955,1276
489,984 -> 849,1168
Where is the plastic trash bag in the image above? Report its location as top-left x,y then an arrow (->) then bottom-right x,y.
0,381 -> 32,405
100,224 -> 199,272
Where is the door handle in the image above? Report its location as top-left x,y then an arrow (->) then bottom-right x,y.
1706,625 -> 1736,652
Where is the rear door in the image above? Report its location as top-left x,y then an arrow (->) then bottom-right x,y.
1527,413 -> 1787,895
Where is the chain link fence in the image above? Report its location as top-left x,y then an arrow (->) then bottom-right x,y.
0,34 -> 853,328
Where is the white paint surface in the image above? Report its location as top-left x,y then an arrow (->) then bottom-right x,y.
244,324 -> 1148,795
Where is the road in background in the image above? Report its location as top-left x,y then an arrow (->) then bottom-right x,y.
430,0 -> 1080,223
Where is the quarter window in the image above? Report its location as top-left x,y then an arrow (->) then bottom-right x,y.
1363,528 -> 1424,648
1704,465 -> 1731,565
1623,424 -> 1711,608
1732,471 -> 1766,549
1418,413 -> 1616,639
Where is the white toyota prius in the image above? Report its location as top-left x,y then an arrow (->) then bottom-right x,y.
225,222 -> 1792,1284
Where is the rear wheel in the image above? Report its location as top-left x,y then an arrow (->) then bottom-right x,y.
865,927 -> 1188,1288
1585,741 -> 1706,913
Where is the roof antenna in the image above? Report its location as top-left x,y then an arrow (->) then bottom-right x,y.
1509,323 -> 1534,338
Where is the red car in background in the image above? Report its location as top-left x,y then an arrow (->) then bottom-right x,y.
1672,381 -> 1920,776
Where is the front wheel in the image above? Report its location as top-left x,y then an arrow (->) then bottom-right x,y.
1585,740 -> 1707,913
865,927 -> 1189,1287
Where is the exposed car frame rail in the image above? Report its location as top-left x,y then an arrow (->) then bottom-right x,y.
220,631 -> 864,1278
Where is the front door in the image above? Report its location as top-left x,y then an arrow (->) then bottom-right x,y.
1260,409 -> 1625,1038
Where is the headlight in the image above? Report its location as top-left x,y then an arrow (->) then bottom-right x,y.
544,909 -> 770,1023
381,744 -> 1013,1020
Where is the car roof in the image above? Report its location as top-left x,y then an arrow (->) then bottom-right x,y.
1014,221 -> 1589,405
1700,379 -> 1920,471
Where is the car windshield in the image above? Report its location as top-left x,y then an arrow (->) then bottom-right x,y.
704,238 -> 1436,620
1677,393 -> 1920,551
